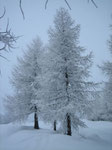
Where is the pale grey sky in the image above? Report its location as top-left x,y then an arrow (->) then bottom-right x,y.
0,0 -> 112,113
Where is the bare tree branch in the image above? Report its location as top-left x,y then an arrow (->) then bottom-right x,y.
45,0 -> 71,10
64,0 -> 71,10
6,18 -> 10,32
19,0 -> 25,20
0,7 -> 6,19
0,54 -> 9,61
0,44 -> 6,51
88,0 -> 98,8
45,0 -> 49,9
91,0 -> 98,8
45,0 -> 97,10
0,19 -> 19,56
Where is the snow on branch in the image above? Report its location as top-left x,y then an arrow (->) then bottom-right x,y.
0,15 -> 19,59
0,20 -> 18,52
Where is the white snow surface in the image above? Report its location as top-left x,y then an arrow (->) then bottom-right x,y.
0,119 -> 112,150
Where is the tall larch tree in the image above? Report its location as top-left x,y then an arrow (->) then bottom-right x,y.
42,8 -> 95,135
5,37 -> 43,128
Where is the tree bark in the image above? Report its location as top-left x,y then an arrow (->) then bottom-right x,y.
66,113 -> 71,136
34,106 -> 39,129
54,120 -> 56,131
34,112 -> 39,129
64,60 -> 72,136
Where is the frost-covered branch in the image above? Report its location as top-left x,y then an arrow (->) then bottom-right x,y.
0,23 -> 18,50
0,10 -> 18,58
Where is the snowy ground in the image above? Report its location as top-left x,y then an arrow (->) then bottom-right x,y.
0,119 -> 112,150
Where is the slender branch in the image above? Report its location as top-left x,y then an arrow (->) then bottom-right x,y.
0,54 -> 9,61
91,0 -> 98,8
0,7 -> 6,19
88,0 -> 98,8
0,44 -> 6,51
19,0 -> 25,19
45,0 -> 48,9
45,0 -> 71,10
64,0 -> 71,10
6,18 -> 9,32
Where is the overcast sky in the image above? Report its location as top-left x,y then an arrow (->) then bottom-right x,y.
0,0 -> 112,113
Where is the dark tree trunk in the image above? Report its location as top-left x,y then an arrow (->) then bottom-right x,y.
34,112 -> 39,129
64,58 -> 72,136
34,106 -> 39,129
66,113 -> 71,136
54,120 -> 56,131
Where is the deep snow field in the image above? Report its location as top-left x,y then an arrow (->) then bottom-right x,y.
0,118 -> 112,150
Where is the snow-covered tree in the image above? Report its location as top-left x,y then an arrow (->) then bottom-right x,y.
4,94 -> 29,122
99,25 -> 112,121
5,37 -> 43,128
41,8 -> 96,135
87,90 -> 105,121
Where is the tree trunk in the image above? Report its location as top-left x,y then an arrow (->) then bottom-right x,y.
34,106 -> 39,129
64,59 -> 71,136
66,113 -> 71,136
34,112 -> 39,129
54,120 -> 56,131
